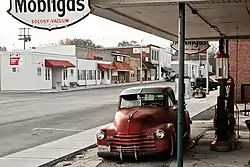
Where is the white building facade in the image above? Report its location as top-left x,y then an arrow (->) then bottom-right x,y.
171,60 -> 212,78
0,46 -> 113,91
158,47 -> 172,80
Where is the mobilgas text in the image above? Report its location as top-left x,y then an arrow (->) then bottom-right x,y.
14,0 -> 86,17
172,41 -> 208,48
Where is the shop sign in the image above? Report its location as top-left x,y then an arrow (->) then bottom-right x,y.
7,0 -> 92,30
171,41 -> 210,55
133,47 -> 150,54
10,57 -> 20,66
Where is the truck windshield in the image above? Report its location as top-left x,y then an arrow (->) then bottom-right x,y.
120,93 -> 164,109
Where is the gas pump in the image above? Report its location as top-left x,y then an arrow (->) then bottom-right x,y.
210,39 -> 237,152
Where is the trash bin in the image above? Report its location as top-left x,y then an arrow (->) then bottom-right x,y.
56,82 -> 62,91
175,76 -> 191,99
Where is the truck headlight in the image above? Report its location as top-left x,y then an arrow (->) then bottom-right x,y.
156,129 -> 165,139
96,130 -> 105,140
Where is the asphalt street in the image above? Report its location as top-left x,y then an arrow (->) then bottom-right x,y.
0,82 -> 174,157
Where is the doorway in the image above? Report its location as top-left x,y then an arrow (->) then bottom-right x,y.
52,68 -> 63,89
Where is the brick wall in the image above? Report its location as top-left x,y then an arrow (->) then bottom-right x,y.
125,57 -> 140,82
229,41 -> 250,102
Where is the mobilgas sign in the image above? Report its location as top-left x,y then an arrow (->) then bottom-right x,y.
7,0 -> 91,30
170,41 -> 210,55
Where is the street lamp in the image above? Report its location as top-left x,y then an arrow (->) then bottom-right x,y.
215,52 -> 229,81
140,39 -> 144,83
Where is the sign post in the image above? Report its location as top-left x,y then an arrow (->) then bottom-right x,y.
7,0 -> 92,30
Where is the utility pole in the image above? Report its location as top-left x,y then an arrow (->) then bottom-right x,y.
18,28 -> 31,49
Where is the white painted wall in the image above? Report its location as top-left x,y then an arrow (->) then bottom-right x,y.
171,60 -> 200,78
0,50 -> 77,91
159,47 -> 172,80
31,45 -> 76,56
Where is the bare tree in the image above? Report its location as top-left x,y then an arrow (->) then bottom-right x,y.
117,40 -> 140,47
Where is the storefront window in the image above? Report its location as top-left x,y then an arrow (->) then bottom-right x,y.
92,70 -> 96,80
98,70 -> 100,80
88,70 -> 95,80
82,70 -> 86,80
107,71 -> 110,80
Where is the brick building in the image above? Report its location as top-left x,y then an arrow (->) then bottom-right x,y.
229,41 -> 250,102
105,44 -> 172,80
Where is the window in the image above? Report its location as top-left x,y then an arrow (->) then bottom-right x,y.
70,69 -> 74,76
107,71 -> 110,80
101,71 -> 104,79
131,71 -> 135,78
45,68 -> 51,80
88,70 -> 95,80
37,67 -> 41,76
82,70 -> 86,80
77,70 -> 80,80
156,51 -> 159,61
12,67 -> 17,73
63,69 -> 68,80
93,70 -> 96,80
168,96 -> 174,107
78,70 -> 86,80
120,93 -> 164,109
152,50 -> 155,60
98,70 -> 100,80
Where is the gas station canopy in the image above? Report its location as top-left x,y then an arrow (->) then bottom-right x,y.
91,0 -> 250,41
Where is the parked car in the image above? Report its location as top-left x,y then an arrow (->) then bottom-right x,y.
165,74 -> 178,82
96,86 -> 192,161
191,77 -> 218,90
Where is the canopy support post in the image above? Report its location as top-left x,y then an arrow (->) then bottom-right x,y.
177,2 -> 185,167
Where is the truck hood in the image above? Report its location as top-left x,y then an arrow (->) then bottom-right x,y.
114,107 -> 164,135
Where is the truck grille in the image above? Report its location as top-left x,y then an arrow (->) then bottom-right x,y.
107,134 -> 156,153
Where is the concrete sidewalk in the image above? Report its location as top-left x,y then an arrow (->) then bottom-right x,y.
170,117 -> 250,167
0,91 -> 218,167
0,80 -> 165,94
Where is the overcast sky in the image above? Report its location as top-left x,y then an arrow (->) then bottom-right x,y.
0,1 -> 171,51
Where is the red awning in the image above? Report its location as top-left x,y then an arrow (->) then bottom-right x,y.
112,62 -> 133,71
98,63 -> 115,70
45,59 -> 75,68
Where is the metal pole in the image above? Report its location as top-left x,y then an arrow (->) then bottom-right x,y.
140,40 -> 143,83
177,3 -> 185,167
206,50 -> 209,94
236,26 -> 239,136
23,29 -> 26,50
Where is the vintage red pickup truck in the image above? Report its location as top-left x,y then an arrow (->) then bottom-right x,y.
96,86 -> 192,160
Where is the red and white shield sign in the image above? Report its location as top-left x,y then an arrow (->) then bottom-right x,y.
7,0 -> 92,31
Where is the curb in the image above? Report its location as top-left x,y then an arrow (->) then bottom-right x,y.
38,144 -> 97,167
191,104 -> 216,119
0,81 -> 167,95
